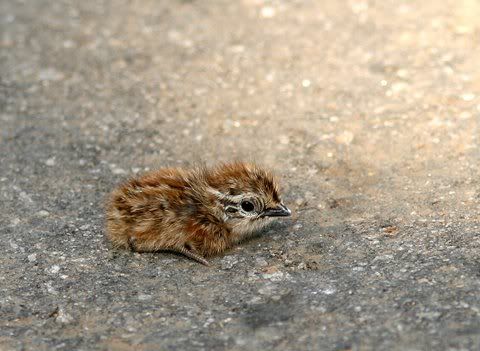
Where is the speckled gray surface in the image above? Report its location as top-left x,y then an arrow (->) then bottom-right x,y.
1,0 -> 480,350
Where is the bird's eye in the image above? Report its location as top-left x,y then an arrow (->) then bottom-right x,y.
241,200 -> 255,212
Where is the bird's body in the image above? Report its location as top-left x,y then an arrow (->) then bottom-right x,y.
106,162 -> 291,265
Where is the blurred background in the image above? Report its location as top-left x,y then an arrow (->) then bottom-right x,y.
1,0 -> 480,350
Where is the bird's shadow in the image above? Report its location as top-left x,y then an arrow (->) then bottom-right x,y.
243,220 -> 292,243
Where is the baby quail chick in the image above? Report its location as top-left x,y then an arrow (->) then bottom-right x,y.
106,162 -> 291,265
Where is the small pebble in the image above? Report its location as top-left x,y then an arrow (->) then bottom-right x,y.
321,287 -> 336,295
38,68 -> 64,81
461,93 -> 475,101
55,308 -> 73,324
262,270 -> 285,281
63,40 -> 75,48
112,167 -> 127,175
396,69 -> 409,78
293,223 -> 303,230
45,282 -> 58,295
221,256 -> 239,270
138,294 -> 152,301
373,254 -> 394,262
297,262 -> 306,270
49,265 -> 60,274
255,257 -> 268,267
459,111 -> 472,119
45,158 -> 55,166
37,210 -> 50,217
295,198 -> 306,206
336,131 -> 354,145
203,317 -> 215,328
260,6 -> 276,18
279,135 -> 289,145
390,81 -> 409,93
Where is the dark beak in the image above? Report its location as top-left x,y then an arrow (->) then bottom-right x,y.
263,203 -> 291,217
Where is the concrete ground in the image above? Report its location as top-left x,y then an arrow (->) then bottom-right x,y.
1,0 -> 480,350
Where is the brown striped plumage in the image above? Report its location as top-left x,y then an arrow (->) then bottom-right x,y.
105,162 -> 291,265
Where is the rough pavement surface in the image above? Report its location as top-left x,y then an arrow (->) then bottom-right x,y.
1,0 -> 480,350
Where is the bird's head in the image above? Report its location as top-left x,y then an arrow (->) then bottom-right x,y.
206,162 -> 291,235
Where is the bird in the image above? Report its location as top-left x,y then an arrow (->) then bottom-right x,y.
105,162 -> 291,265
